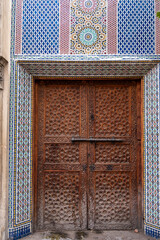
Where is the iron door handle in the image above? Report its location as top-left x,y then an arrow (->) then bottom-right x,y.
72,137 -> 125,142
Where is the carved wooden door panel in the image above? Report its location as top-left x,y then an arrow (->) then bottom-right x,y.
35,80 -> 140,231
87,81 -> 138,230
35,81 -> 88,230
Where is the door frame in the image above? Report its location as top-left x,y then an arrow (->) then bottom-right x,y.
32,76 -> 143,232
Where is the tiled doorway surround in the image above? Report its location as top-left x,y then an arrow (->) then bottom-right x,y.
8,59 -> 160,239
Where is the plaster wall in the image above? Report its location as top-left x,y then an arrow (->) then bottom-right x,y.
0,0 -> 11,240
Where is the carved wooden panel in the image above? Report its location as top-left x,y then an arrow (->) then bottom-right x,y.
95,86 -> 130,137
35,81 -> 87,231
45,85 -> 80,136
88,81 -> 138,230
44,172 -> 81,228
94,172 -> 131,229
45,143 -> 79,163
35,80 -> 140,231
95,143 -> 130,164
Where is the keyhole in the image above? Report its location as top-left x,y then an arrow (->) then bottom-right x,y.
91,114 -> 94,120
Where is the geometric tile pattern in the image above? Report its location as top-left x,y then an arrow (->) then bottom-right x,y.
155,0 -> 160,54
107,0 -> 118,54
145,225 -> 160,239
15,0 -> 23,54
59,0 -> 70,54
118,0 -> 155,54
14,65 -> 32,224
8,59 -> 160,240
8,61 -> 32,240
15,0 -> 159,55
9,223 -> 31,240
70,0 -> 107,54
20,61 -> 157,77
11,55 -> 160,61
144,65 -> 160,231
8,60 -> 15,229
22,0 -> 59,54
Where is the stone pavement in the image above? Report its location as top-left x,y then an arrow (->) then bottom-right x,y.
21,231 -> 157,240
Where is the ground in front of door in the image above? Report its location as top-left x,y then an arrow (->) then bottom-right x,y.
21,231 -> 157,240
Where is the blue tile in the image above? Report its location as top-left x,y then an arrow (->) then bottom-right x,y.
22,0 -> 59,54
118,0 -> 155,54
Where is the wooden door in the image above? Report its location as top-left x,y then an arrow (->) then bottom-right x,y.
34,80 -> 140,231
35,81 -> 88,230
87,81 -> 139,230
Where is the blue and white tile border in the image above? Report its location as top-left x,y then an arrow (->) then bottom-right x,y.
8,58 -> 160,239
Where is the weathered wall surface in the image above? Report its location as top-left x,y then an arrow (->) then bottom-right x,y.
0,0 -> 11,240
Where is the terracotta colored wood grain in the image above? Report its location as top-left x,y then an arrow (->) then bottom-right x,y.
34,79 -> 142,231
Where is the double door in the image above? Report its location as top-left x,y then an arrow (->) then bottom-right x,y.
35,80 -> 140,231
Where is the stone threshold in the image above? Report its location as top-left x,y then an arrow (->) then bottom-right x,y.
21,230 -> 156,240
